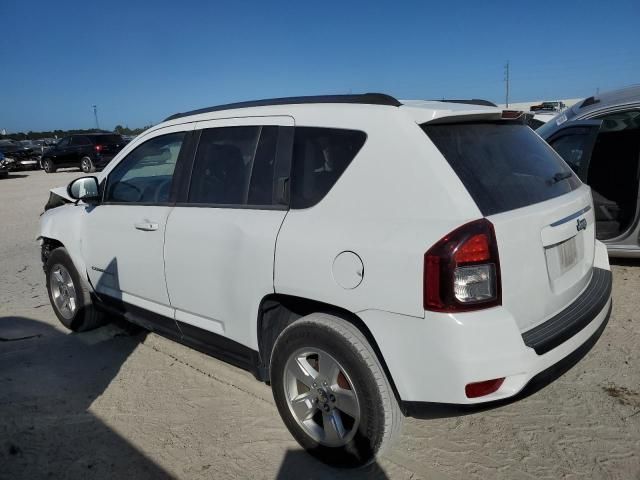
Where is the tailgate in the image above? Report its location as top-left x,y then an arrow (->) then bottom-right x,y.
489,185 -> 595,331
422,120 -> 596,331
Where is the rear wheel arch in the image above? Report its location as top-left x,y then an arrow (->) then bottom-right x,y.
255,294 -> 404,410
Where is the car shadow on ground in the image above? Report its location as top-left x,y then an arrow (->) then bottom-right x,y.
0,174 -> 30,179
0,316 -> 174,479
610,257 -> 640,267
275,449 -> 390,479
0,315 -> 393,479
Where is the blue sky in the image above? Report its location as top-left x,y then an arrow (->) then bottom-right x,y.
1,0 -> 638,132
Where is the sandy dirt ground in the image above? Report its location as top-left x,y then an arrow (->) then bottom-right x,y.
0,169 -> 639,480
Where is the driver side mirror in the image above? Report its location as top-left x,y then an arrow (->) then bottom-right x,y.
68,176 -> 100,204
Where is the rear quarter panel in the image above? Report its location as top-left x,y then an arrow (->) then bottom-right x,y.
274,107 -> 482,318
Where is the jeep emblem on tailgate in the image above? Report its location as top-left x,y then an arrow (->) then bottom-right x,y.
576,218 -> 587,231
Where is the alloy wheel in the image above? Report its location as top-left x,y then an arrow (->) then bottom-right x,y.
283,348 -> 361,447
49,264 -> 78,320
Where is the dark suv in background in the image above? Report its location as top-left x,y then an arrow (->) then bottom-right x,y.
41,133 -> 125,173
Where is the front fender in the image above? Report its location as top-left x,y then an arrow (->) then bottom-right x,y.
38,205 -> 89,284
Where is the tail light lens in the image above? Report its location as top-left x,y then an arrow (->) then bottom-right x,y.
95,145 -> 102,152
424,219 -> 501,312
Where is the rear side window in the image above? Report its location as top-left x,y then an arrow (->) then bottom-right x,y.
71,136 -> 91,146
422,122 -> 581,216
291,127 -> 366,209
188,126 -> 278,206
89,135 -> 123,145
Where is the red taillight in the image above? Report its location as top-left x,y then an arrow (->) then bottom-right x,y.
95,145 -> 102,152
465,378 -> 505,398
454,234 -> 490,263
423,219 -> 501,312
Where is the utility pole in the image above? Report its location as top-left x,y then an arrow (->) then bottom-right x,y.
92,105 -> 100,130
504,61 -> 510,108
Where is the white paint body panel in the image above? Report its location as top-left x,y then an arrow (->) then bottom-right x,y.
80,123 -> 194,316
165,207 -> 287,349
361,240 -> 610,402
163,116 -> 292,348
82,205 -> 174,312
275,107 -> 481,318
488,185 -> 595,332
38,99 -> 612,405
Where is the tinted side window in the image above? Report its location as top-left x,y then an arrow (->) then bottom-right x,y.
595,110 -> 640,132
105,132 -> 185,203
548,131 -> 592,181
291,127 -> 366,209
57,138 -> 71,148
71,136 -> 91,146
89,134 -> 124,145
188,126 -> 278,206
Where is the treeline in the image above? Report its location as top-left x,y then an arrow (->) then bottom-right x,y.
1,124 -> 152,141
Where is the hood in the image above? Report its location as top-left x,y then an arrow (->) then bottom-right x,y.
44,186 -> 74,211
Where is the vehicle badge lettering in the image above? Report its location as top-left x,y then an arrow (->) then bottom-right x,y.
576,218 -> 587,231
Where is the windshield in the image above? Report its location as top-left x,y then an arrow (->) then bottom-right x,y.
422,121 -> 581,216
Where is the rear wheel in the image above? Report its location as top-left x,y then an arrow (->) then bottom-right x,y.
45,247 -> 106,332
42,158 -> 56,173
80,156 -> 95,173
270,313 -> 403,467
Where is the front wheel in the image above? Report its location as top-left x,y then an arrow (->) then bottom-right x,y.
45,247 -> 106,332
80,156 -> 95,173
270,313 -> 403,467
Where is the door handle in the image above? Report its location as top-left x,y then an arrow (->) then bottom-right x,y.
134,222 -> 159,231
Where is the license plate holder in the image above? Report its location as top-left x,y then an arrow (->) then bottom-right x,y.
556,235 -> 579,273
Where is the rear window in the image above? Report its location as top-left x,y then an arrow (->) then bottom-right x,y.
422,122 -> 581,216
89,135 -> 122,145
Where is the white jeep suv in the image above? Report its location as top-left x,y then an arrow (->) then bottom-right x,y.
39,94 -> 612,467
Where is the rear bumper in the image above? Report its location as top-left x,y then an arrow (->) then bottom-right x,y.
522,267 -> 611,354
403,301 -> 611,418
15,159 -> 39,168
359,240 -> 612,406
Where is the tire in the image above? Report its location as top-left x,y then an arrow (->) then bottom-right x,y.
42,158 -> 56,173
45,247 -> 106,332
80,156 -> 95,173
270,313 -> 403,467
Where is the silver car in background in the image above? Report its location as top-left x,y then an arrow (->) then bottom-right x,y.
537,85 -> 640,257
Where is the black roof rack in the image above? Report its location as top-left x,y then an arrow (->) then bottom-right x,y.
164,93 -> 402,122
435,99 -> 498,107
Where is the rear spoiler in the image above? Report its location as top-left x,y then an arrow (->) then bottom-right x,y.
433,99 -> 498,107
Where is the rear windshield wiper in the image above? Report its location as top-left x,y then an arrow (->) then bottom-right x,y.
547,171 -> 572,185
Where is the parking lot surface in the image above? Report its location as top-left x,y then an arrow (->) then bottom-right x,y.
1,170 -> 639,479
